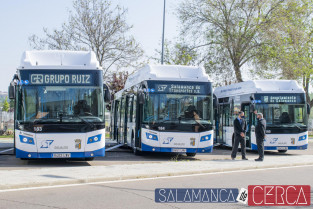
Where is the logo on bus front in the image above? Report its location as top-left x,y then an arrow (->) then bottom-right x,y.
157,85 -> 168,92
41,140 -> 54,148
31,74 -> 44,84
75,139 -> 82,150
163,137 -> 174,144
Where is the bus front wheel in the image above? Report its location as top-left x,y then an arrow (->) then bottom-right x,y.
278,150 -> 287,153
186,153 -> 196,157
85,157 -> 95,161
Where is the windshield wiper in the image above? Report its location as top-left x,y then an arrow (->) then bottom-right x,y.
72,115 -> 95,129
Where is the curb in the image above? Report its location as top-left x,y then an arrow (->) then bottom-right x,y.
1,161 -> 313,191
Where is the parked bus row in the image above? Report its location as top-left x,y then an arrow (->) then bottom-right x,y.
8,50 -> 310,160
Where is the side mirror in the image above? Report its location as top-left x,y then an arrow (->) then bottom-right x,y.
8,85 -> 15,100
103,84 -> 111,103
307,103 -> 311,115
138,91 -> 145,104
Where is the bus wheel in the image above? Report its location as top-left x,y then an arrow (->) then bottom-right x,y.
85,157 -> 95,161
186,153 -> 196,157
278,150 -> 287,153
133,147 -> 142,156
20,158 -> 28,160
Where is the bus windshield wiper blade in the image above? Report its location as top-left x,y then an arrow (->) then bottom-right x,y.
72,115 -> 95,129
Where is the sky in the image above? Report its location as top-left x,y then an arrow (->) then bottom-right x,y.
0,0 -> 180,92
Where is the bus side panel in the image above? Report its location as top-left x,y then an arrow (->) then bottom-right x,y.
225,126 -> 234,146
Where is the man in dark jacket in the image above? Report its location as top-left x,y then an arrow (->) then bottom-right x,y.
231,111 -> 248,160
254,111 -> 266,161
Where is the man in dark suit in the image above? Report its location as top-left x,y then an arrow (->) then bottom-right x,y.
254,111 -> 266,161
231,111 -> 248,160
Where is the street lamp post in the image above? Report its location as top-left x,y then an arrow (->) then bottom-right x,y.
161,0 -> 166,65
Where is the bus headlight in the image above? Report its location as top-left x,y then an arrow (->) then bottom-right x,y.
146,133 -> 158,141
200,134 -> 211,142
87,134 -> 102,144
299,135 -> 307,141
19,135 -> 35,145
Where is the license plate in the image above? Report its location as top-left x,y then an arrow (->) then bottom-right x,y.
278,147 -> 288,151
172,149 -> 187,153
52,153 -> 71,158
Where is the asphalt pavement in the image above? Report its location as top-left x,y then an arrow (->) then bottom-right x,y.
1,138 -> 313,192
1,138 -> 313,170
0,165 -> 312,209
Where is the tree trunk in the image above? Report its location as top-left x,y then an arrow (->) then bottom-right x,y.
234,64 -> 243,82
303,75 -> 313,109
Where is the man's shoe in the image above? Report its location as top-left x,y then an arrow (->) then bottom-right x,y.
242,158 -> 248,160
255,158 -> 263,162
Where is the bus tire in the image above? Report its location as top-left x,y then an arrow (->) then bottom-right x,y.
133,147 -> 142,155
20,158 -> 28,160
278,150 -> 287,153
186,153 -> 196,157
85,157 -> 95,161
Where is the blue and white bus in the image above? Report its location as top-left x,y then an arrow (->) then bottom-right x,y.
214,80 -> 310,152
9,51 -> 110,160
111,65 -> 214,156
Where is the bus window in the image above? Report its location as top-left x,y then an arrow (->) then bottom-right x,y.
128,97 -> 133,122
143,94 -> 159,122
256,104 -> 307,127
133,96 -> 137,123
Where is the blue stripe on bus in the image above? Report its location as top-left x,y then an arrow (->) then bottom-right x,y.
251,143 -> 308,151
141,143 -> 213,153
15,147 -> 105,158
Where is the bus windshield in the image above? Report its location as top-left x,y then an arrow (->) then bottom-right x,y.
17,86 -> 104,124
255,104 -> 307,127
143,94 -> 212,125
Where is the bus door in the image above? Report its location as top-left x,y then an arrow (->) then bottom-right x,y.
135,92 -> 144,149
242,103 -> 252,148
118,97 -> 126,144
113,100 -> 120,141
123,96 -> 129,144
216,104 -> 228,144
126,96 -> 135,146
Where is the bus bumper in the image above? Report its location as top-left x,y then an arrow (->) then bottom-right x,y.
141,143 -> 213,153
251,143 -> 308,151
16,147 -> 105,159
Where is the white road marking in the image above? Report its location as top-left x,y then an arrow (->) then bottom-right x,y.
0,148 -> 14,154
0,164 -> 313,193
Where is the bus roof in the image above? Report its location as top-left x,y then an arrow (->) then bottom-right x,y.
124,64 -> 210,90
214,80 -> 304,98
18,50 -> 101,70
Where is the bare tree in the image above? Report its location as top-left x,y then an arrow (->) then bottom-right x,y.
29,0 -> 143,77
177,0 -> 284,82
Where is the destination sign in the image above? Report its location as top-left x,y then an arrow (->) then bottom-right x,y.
30,74 -> 92,85
255,94 -> 305,104
19,70 -> 102,86
154,84 -> 206,94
